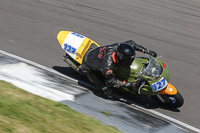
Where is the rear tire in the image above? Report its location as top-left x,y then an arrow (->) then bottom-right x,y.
151,91 -> 184,108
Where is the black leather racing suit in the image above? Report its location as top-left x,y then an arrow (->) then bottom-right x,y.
81,40 -> 157,92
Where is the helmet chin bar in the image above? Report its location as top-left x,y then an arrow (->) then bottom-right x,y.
116,51 -> 123,61
119,56 -> 135,67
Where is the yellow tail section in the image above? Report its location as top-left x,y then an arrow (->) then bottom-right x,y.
57,31 -> 70,47
57,31 -> 100,64
76,38 -> 92,64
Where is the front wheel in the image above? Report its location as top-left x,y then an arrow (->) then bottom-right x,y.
151,91 -> 184,108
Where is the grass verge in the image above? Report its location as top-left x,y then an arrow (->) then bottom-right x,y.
0,80 -> 120,133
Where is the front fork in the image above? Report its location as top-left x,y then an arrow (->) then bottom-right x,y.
156,94 -> 165,103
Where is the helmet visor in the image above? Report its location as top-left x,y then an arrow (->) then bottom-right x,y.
118,52 -> 135,67
122,55 -> 135,67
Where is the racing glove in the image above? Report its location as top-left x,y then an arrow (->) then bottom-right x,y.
142,49 -> 157,58
123,77 -> 144,91
148,50 -> 157,58
124,40 -> 157,58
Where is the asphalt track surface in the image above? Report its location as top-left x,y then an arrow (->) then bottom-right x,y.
0,54 -> 187,133
0,0 -> 200,130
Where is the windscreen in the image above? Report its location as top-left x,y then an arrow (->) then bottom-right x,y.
138,55 -> 162,80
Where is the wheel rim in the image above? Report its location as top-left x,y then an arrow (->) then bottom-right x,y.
159,95 -> 177,104
168,96 -> 176,104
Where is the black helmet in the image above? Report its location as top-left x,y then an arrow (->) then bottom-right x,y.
116,43 -> 135,67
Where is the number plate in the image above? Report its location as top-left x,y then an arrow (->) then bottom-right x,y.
151,77 -> 168,92
64,44 -> 77,54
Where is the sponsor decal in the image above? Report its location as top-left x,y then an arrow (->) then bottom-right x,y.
71,32 -> 85,38
169,88 -> 173,92
98,47 -> 107,59
152,77 -> 168,92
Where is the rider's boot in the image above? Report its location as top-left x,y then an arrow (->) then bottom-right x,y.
86,73 -> 112,95
101,86 -> 112,95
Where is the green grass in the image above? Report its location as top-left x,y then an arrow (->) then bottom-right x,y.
0,80 -> 120,133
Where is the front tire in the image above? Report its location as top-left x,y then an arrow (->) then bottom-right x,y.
151,91 -> 184,108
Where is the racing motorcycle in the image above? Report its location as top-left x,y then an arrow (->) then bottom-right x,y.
57,31 -> 184,108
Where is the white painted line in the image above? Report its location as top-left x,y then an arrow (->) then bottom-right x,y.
0,74 -> 75,102
0,50 -> 200,132
134,105 -> 200,133
113,92 -> 200,132
0,62 -> 75,102
0,50 -> 78,83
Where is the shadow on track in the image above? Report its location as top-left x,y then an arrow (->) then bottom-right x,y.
52,66 -> 180,112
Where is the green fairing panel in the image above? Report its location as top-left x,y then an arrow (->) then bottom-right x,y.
129,58 -> 154,95
114,58 -> 143,81
157,60 -> 170,82
128,58 -> 145,82
113,64 -> 130,81
114,57 -> 170,95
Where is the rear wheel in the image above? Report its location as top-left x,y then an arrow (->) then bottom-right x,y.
151,91 -> 184,108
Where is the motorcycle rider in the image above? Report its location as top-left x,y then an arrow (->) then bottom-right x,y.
80,40 -> 157,95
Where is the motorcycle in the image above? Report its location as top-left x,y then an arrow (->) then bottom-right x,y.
57,31 -> 184,108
